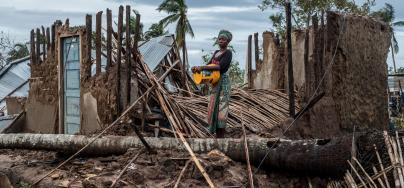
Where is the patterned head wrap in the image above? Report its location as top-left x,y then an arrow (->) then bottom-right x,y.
218,30 -> 232,42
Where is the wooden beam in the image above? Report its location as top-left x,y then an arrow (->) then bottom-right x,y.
41,26 -> 46,60
85,14 -> 92,79
247,35 -> 252,88
51,24 -> 55,54
46,27 -> 50,53
254,32 -> 259,65
124,5 -> 131,107
106,9 -> 112,70
286,1 -> 295,117
117,5 -> 124,114
36,28 -> 41,63
303,13 -> 311,103
96,11 -> 103,76
30,29 -> 36,64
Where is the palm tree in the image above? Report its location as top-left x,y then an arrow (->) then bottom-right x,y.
144,23 -> 169,40
371,3 -> 404,73
7,43 -> 29,62
157,0 -> 194,70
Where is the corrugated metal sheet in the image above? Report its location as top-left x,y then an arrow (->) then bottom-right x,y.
0,56 -> 31,111
139,35 -> 175,70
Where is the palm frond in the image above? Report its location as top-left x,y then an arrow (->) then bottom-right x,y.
393,34 -> 399,54
393,21 -> 404,27
184,18 -> 194,38
159,14 -> 180,28
157,0 -> 180,14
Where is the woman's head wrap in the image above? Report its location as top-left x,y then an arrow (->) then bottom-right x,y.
218,30 -> 232,42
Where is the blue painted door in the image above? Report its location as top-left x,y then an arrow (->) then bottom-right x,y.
63,37 -> 80,134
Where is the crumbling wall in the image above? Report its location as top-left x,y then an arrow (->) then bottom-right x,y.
81,66 -> 119,134
5,97 -> 26,115
323,12 -> 390,132
252,32 -> 284,90
25,44 -> 59,133
291,12 -> 391,138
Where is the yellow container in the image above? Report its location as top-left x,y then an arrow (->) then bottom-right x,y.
193,64 -> 221,85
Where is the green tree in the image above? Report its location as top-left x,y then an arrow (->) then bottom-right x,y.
144,23 -> 169,40
260,0 -> 375,37
371,3 -> 404,73
157,0 -> 194,70
7,43 -> 29,62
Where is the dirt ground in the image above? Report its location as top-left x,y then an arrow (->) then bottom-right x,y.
0,148 -> 326,188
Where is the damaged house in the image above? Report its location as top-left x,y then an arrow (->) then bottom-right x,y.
0,4 -> 400,188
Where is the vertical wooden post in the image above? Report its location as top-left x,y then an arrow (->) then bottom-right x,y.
247,35 -> 252,88
36,28 -> 41,63
106,9 -> 112,69
85,14 -> 92,79
303,13 -> 311,103
41,26 -> 46,60
312,15 -> 319,87
96,11 -> 103,76
46,27 -> 50,52
30,29 -> 36,64
254,32 -> 259,65
133,14 -> 141,54
117,5 -> 124,114
51,24 -> 56,55
125,5 -> 132,106
286,1 -> 295,117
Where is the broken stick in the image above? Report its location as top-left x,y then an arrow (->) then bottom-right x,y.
241,109 -> 254,188
110,149 -> 144,188
174,159 -> 192,188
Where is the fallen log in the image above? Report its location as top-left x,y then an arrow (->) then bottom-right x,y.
0,133 -> 385,177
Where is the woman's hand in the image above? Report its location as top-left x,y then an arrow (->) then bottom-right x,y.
191,66 -> 201,73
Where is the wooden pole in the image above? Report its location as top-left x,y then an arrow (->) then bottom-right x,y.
303,13 -> 311,103
286,1 -> 295,117
30,29 -> 36,64
117,5 -> 124,114
241,110 -> 254,188
247,35 -> 252,88
133,14 -> 141,55
46,27 -> 50,53
51,23 -> 55,55
41,26 -> 46,60
85,14 -> 92,79
96,11 -> 103,76
125,5 -> 131,106
106,9 -> 112,70
254,32 -> 259,65
36,28 -> 41,63
110,149 -> 144,188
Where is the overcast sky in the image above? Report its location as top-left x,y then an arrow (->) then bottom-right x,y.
0,0 -> 403,69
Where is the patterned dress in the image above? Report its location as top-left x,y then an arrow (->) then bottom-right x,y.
207,50 -> 231,133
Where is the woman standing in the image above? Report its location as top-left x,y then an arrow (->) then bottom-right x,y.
192,30 -> 232,138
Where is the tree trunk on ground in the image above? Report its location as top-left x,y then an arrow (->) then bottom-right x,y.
0,133 -> 385,177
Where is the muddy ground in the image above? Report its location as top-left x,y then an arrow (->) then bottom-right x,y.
0,148 -> 328,188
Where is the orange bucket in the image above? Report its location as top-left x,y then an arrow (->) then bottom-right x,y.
193,64 -> 220,85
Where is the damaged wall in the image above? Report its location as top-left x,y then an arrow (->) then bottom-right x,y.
293,12 -> 391,138
25,36 -> 59,133
249,12 -> 391,138
251,32 -> 285,90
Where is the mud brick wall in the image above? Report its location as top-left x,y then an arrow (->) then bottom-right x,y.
324,12 -> 390,132
291,12 -> 391,138
252,32 -> 285,90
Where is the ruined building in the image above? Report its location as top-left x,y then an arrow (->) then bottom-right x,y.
246,12 -> 391,138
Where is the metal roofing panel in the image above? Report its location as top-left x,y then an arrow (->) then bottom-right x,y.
0,57 -> 30,100
0,114 -> 16,132
139,35 -> 174,70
